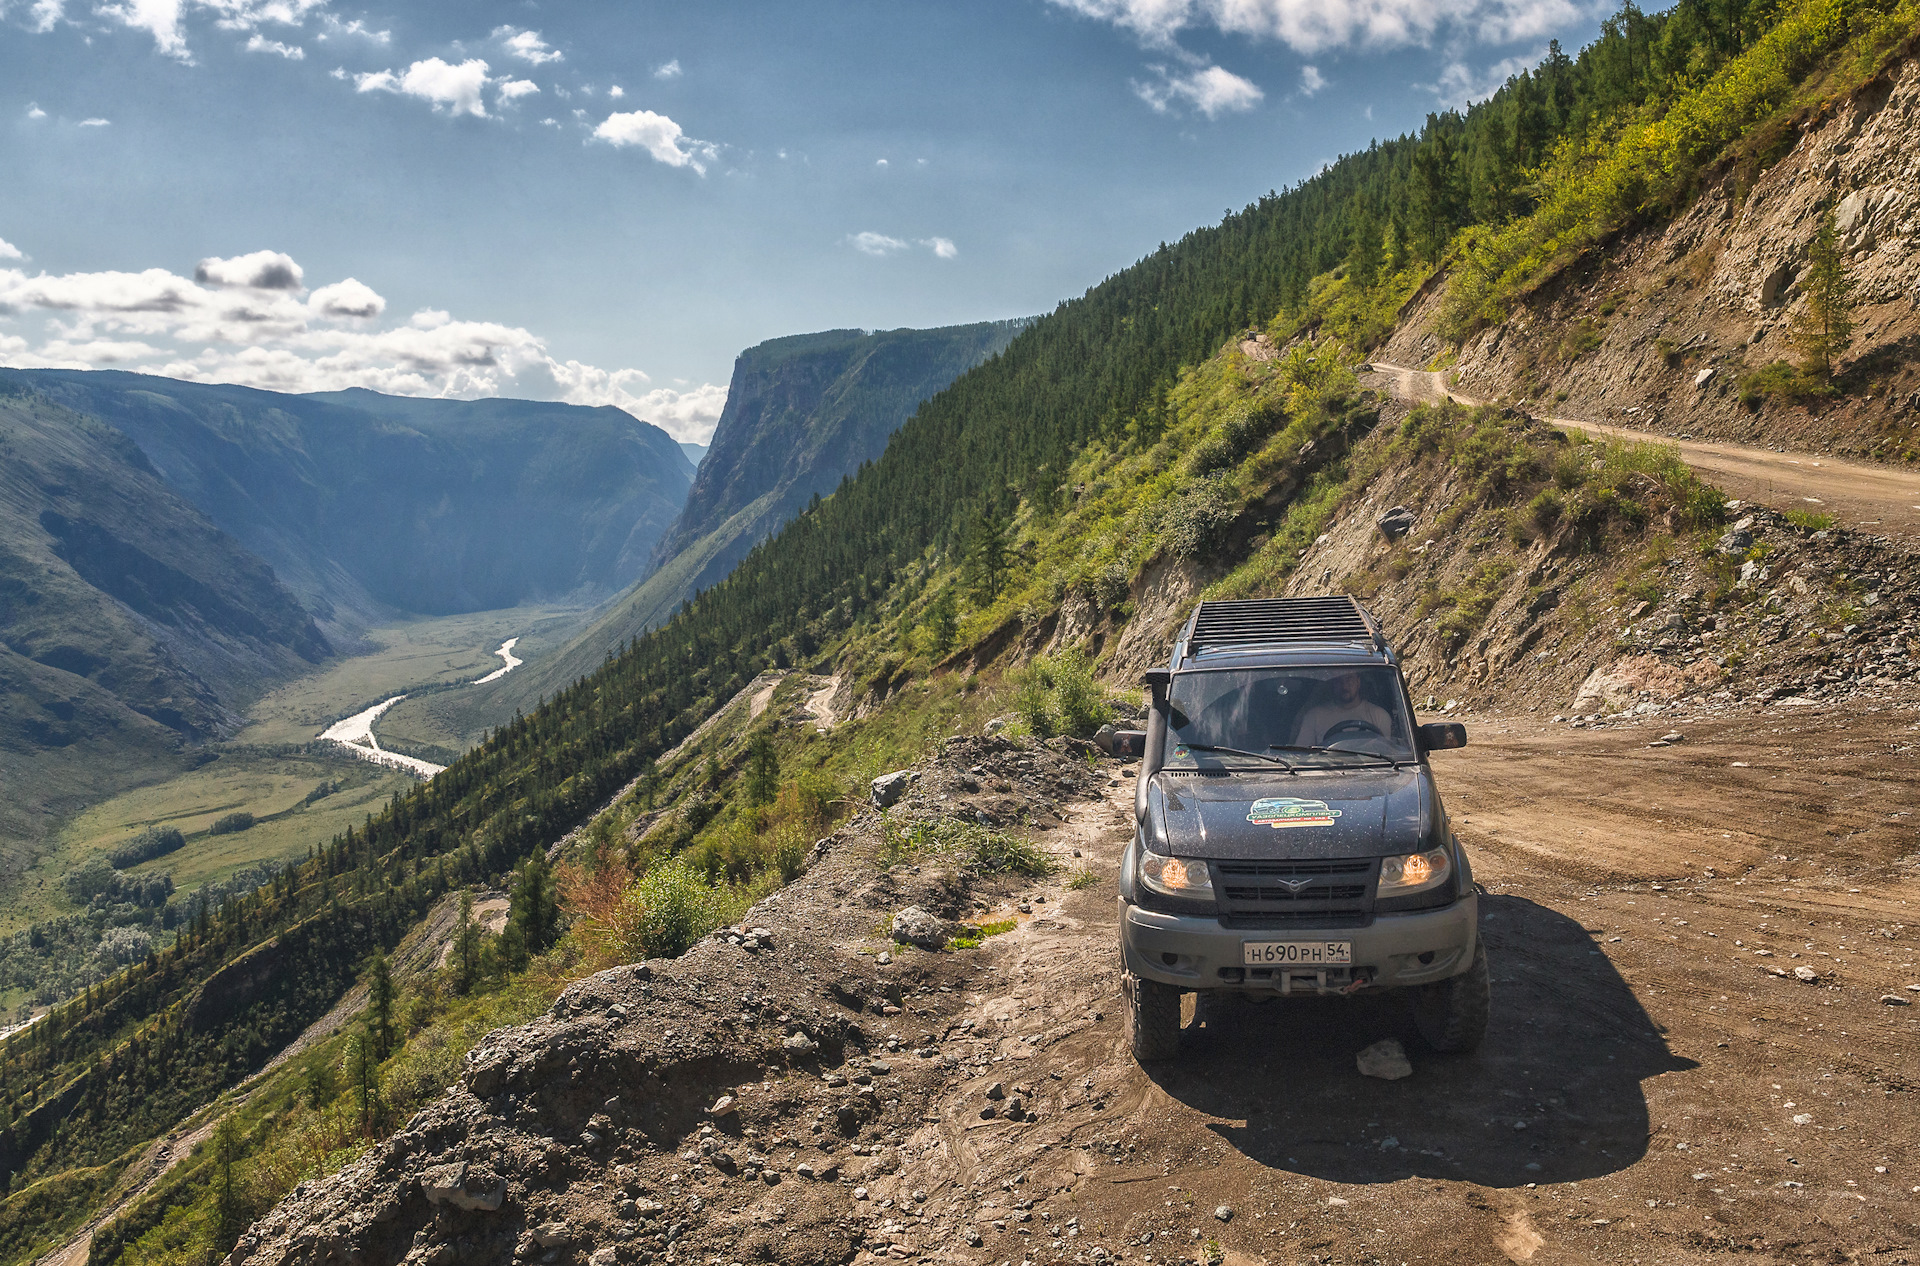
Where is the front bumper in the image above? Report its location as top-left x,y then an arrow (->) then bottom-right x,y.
1120,894 -> 1478,994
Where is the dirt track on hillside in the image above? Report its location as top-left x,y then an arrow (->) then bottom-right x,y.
1362,361 -> 1920,541
846,705 -> 1920,1266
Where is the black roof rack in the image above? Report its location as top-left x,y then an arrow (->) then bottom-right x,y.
1186,596 -> 1387,655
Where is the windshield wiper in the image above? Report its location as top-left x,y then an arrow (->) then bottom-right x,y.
1267,743 -> 1408,769
1179,743 -> 1295,772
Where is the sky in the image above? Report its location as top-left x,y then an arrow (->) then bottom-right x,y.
0,0 -> 1611,443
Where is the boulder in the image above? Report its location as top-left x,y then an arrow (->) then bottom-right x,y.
1376,505 -> 1417,541
1355,1038 -> 1413,1081
891,906 -> 947,949
870,770 -> 917,808
420,1161 -> 505,1212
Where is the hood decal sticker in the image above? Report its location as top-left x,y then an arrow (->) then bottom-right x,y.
1246,796 -> 1343,829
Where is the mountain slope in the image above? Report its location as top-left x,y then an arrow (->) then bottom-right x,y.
12,372 -> 698,631
0,382 -> 331,875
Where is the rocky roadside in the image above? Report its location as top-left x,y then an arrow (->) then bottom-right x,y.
228,737 -> 1110,1266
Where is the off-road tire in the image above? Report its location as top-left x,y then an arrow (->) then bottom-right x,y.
1413,939 -> 1490,1053
1129,975 -> 1183,1063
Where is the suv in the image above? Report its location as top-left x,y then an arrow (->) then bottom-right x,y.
1109,595 -> 1487,1062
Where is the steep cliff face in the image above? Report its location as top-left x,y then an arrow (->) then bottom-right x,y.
652,322 -> 1027,571
14,372 -> 697,631
1383,58 -> 1920,460
477,321 -> 1026,716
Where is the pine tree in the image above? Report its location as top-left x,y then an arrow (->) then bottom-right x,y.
961,510 -> 1007,603
452,890 -> 480,996
508,852 -> 558,955
1792,208 -> 1856,379
213,1115 -> 242,1244
743,735 -> 779,807
365,951 -> 395,1060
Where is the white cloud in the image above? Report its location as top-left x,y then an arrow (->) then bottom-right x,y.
592,109 -> 712,173
318,13 -> 386,42
653,58 -> 681,79
1424,52 -> 1538,105
1299,64 -> 1326,93
1134,63 -> 1262,116
849,232 -> 908,257
78,117 -> 111,126
0,252 -> 728,442
26,103 -> 47,119
245,32 -> 303,57
28,0 -> 62,32
195,249 -> 303,289
96,0 -> 190,58
875,158 -> 888,168
921,236 -> 958,259
1051,0 -> 1578,55
607,84 -> 624,99
356,58 -> 492,118
308,277 -> 384,319
493,25 -> 561,64
497,78 -> 540,102
0,238 -> 23,261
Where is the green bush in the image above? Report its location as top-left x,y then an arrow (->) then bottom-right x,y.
1010,649 -> 1113,739
210,812 -> 255,836
109,826 -> 186,869
1738,359 -> 1826,405
1525,488 -> 1565,533
613,858 -> 731,960
1785,508 -> 1835,531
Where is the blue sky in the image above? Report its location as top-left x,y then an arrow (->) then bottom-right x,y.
0,0 -> 1605,441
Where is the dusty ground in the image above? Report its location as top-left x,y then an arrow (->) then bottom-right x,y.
237,714 -> 1920,1266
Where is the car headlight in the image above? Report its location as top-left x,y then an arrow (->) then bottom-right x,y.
1378,847 -> 1451,895
1139,848 -> 1215,900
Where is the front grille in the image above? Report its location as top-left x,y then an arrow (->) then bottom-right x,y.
1213,859 -> 1374,924
1221,911 -> 1369,929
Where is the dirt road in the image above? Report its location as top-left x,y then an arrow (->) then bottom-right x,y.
1362,361 -> 1920,540
848,705 -> 1920,1265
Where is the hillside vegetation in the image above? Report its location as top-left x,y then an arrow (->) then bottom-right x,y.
5,0 -> 1917,1260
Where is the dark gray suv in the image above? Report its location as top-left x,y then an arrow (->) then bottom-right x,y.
1110,596 -> 1488,1062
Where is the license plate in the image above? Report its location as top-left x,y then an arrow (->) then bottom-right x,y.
1243,940 -> 1352,966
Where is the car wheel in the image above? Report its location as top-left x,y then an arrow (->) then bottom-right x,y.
1129,974 -> 1183,1063
1413,938 -> 1489,1053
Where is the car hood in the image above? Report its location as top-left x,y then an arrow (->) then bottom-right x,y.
1147,767 -> 1430,860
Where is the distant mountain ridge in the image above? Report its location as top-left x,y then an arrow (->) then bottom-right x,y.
476,319 -> 1026,711
13,371 -> 697,634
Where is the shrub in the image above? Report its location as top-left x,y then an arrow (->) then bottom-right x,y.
1525,488 -> 1564,533
1785,508 -> 1835,531
609,857 -> 730,961
1160,480 -> 1236,557
210,811 -> 255,835
1010,649 -> 1113,739
1738,359 -> 1820,405
109,826 -> 185,869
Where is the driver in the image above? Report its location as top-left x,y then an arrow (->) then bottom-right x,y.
1290,671 -> 1392,748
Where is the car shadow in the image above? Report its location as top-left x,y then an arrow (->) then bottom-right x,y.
1138,893 -> 1693,1187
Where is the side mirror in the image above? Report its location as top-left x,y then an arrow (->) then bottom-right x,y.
1097,727 -> 1149,759
1418,722 -> 1467,751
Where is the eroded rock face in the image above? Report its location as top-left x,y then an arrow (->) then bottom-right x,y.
1385,57 -> 1920,456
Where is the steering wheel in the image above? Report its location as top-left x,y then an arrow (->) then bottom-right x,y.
1323,717 -> 1385,741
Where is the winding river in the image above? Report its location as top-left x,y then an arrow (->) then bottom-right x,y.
318,637 -> 523,779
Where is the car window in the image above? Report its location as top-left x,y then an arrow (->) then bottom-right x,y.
1164,666 -> 1413,762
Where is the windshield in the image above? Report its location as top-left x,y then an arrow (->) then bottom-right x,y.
1164,666 -> 1414,765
